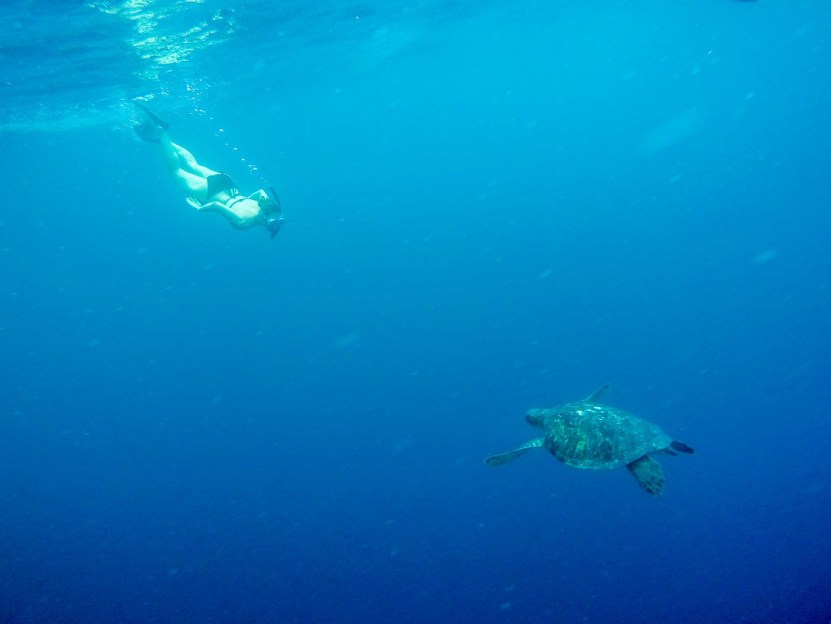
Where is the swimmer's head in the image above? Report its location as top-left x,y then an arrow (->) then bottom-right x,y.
258,187 -> 283,238
258,188 -> 282,216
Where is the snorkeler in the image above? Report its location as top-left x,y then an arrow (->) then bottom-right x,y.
134,101 -> 284,238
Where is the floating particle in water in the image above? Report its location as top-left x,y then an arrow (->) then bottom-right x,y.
752,248 -> 780,265
336,331 -> 361,348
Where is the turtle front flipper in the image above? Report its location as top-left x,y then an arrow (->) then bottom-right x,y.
484,438 -> 544,466
626,455 -> 665,495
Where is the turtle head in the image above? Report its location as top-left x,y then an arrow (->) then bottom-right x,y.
525,408 -> 546,428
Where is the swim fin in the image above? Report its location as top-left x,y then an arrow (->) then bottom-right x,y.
133,100 -> 169,143
134,101 -> 169,129
134,120 -> 163,142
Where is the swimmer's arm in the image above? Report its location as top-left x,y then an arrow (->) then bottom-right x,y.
196,200 -> 255,229
186,198 -> 233,214
195,200 -> 225,213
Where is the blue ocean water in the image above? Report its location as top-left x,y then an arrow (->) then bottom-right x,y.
1,0 -> 830,622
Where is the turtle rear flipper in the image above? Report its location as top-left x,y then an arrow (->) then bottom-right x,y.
484,438 -> 544,466
626,455 -> 665,495
670,440 -> 694,454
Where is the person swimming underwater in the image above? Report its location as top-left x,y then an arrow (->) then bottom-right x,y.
134,101 -> 284,238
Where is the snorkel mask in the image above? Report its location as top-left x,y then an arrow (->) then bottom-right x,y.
265,215 -> 284,238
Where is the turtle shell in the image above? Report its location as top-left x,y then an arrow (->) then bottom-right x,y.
541,401 -> 671,469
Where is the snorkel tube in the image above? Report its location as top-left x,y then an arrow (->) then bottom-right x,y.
268,187 -> 282,212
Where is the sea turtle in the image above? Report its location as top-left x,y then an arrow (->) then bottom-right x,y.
485,384 -> 694,495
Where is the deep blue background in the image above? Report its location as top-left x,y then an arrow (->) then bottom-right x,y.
1,1 -> 830,622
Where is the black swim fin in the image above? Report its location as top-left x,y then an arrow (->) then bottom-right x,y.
133,101 -> 169,143
134,120 -> 163,143
134,100 -> 169,129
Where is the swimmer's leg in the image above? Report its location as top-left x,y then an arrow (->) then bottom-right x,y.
135,101 -> 219,202
165,141 -> 220,178
161,139 -> 221,201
